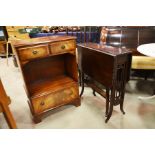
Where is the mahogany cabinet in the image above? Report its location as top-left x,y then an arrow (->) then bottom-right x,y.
12,36 -> 81,123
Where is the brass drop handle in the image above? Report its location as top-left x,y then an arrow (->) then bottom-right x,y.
61,45 -> 65,49
32,50 -> 38,55
40,101 -> 45,106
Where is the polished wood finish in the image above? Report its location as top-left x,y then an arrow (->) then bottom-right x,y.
13,36 -> 80,123
50,40 -> 76,54
12,36 -> 76,47
77,43 -> 132,123
0,79 -> 17,129
31,76 -> 79,114
18,44 -> 49,61
101,27 -> 155,78
100,26 -> 155,56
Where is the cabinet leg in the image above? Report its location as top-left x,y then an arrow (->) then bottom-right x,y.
33,116 -> 42,124
74,98 -> 81,107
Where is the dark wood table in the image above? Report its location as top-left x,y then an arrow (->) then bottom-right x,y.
77,43 -> 132,123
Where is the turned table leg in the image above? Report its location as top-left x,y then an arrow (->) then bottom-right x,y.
105,88 -> 114,123
105,88 -> 109,117
92,89 -> 96,96
80,71 -> 85,97
105,101 -> 113,123
78,67 -> 82,86
120,91 -> 125,115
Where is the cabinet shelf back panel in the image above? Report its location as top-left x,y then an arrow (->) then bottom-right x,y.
23,55 -> 66,84
22,53 -> 78,85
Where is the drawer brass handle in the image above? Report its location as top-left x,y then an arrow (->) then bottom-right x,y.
61,45 -> 65,49
32,50 -> 38,55
40,101 -> 45,106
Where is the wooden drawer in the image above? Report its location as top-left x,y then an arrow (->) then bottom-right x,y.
32,85 -> 79,114
50,40 -> 76,54
18,45 -> 49,61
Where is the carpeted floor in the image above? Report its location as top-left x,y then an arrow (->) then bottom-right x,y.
0,57 -> 155,129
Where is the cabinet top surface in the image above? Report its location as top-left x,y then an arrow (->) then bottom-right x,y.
77,43 -> 131,56
12,36 -> 76,47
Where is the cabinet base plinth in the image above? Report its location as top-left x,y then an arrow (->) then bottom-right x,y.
33,116 -> 42,124
29,98 -> 81,124
73,98 -> 81,107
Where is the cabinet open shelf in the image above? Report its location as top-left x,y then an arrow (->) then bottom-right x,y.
28,75 -> 77,98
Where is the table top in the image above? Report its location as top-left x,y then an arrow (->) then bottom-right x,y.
77,43 -> 131,56
137,43 -> 155,57
11,36 -> 76,48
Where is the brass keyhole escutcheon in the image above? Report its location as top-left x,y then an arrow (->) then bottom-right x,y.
40,101 -> 45,106
33,50 -> 38,55
61,45 -> 65,49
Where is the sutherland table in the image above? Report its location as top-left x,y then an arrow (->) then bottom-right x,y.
77,43 -> 132,123
12,36 -> 81,123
